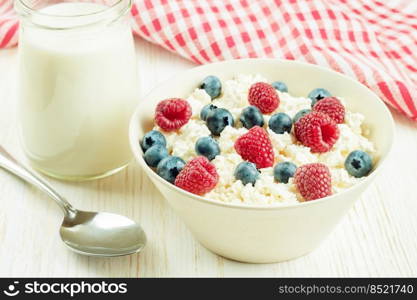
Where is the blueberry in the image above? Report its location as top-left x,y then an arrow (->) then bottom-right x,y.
274,162 -> 297,183
293,109 -> 311,123
195,136 -> 220,161
240,106 -> 264,129
345,150 -> 373,178
144,144 -> 168,167
234,162 -> 259,185
200,75 -> 222,99
206,108 -> 234,136
156,156 -> 186,183
141,130 -> 166,152
308,88 -> 332,106
268,112 -> 292,134
200,104 -> 218,121
271,81 -> 288,93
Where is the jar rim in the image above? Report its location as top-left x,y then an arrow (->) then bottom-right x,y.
15,0 -> 132,30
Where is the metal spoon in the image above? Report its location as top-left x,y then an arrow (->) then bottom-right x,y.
0,145 -> 146,257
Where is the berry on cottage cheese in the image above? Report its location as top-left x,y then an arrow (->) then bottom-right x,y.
240,106 -> 265,129
313,97 -> 345,124
175,156 -> 219,195
141,130 -> 166,152
269,112 -> 292,134
274,161 -> 297,184
234,126 -> 274,169
195,136 -> 220,161
200,104 -> 218,121
206,107 -> 234,136
144,144 -> 169,167
294,163 -> 332,201
156,156 -> 185,183
271,81 -> 288,93
234,161 -> 260,186
293,109 -> 311,123
248,82 -> 279,113
155,98 -> 192,131
308,88 -> 332,107
344,150 -> 373,178
200,75 -> 222,99
294,111 -> 340,153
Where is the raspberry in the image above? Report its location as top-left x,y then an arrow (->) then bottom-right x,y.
294,111 -> 339,153
248,82 -> 280,114
313,97 -> 345,124
294,163 -> 332,201
155,98 -> 192,131
234,126 -> 274,168
174,156 -> 219,195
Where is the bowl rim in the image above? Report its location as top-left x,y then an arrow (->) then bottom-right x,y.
129,58 -> 395,211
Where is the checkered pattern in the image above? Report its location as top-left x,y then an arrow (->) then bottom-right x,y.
2,0 -> 417,120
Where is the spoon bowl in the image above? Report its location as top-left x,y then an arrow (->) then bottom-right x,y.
60,211 -> 147,257
0,145 -> 147,257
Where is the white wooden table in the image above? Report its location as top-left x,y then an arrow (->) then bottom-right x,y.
0,39 -> 416,277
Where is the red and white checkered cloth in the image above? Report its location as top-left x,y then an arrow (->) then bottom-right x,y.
2,0 -> 417,121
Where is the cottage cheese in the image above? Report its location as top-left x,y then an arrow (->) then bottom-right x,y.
155,74 -> 376,205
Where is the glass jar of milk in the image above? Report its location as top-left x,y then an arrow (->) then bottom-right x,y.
15,0 -> 137,180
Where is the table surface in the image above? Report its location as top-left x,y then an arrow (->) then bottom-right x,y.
0,39 -> 416,277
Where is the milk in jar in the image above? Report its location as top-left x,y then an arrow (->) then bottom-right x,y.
16,0 -> 137,180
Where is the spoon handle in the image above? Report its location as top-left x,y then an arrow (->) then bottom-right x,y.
0,145 -> 75,216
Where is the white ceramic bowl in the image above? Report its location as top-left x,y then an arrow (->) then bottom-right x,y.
129,59 -> 394,263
